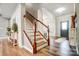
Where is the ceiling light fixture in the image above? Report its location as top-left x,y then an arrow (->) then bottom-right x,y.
56,7 -> 66,13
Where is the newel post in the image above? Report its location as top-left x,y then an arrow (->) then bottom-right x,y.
48,26 -> 50,46
33,21 -> 37,54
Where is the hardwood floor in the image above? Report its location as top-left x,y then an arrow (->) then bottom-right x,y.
0,39 -> 78,56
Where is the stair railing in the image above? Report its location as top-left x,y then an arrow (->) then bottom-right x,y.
25,11 -> 50,46
23,11 -> 50,54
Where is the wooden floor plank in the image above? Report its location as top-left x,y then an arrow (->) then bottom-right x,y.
0,39 -> 78,56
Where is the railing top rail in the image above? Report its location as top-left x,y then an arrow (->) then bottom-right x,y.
25,11 -> 49,29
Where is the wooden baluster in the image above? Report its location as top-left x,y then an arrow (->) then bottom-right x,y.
48,26 -> 50,46
33,21 -> 37,54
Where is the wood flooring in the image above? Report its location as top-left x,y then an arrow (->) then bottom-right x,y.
0,39 -> 78,56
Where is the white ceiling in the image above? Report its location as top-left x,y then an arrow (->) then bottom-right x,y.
40,3 -> 75,16
0,3 -> 74,19
0,3 -> 17,19
29,3 -> 75,16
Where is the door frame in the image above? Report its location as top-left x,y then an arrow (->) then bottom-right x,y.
60,21 -> 69,39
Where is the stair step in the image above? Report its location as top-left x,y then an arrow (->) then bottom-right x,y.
24,28 -> 48,51
37,41 -> 47,47
26,30 -> 38,33
27,31 -> 39,33
36,39 -> 45,43
29,33 -> 40,35
24,30 -> 33,32
36,38 -> 43,41
30,37 -> 43,42
26,28 -> 33,30
30,34 -> 40,36
26,29 -> 33,31
37,43 -> 48,50
30,36 -> 40,39
29,33 -> 40,36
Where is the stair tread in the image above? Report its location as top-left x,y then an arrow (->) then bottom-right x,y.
30,38 -> 43,42
36,39 -> 46,43
29,33 -> 40,36
30,36 -> 41,39
30,34 -> 40,36
26,31 -> 38,33
37,43 -> 48,51
37,41 -> 47,47
26,28 -> 32,29
36,38 -> 43,41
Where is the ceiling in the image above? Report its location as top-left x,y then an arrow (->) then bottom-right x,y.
0,3 -> 74,19
28,3 -> 75,17
0,3 -> 17,19
41,3 -> 75,16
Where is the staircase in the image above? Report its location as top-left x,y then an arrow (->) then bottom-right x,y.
23,11 -> 50,54
24,28 -> 48,51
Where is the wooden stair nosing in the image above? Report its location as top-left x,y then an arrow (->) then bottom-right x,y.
37,41 -> 47,47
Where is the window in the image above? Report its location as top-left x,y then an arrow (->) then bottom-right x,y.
62,22 -> 67,30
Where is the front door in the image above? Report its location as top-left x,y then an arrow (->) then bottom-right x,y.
60,21 -> 69,40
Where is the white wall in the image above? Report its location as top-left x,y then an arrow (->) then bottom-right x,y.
21,4 -> 33,53
25,4 -> 57,37
25,3 -> 38,19
56,13 -> 74,36
76,3 -> 79,54
10,4 -> 22,47
0,17 -> 8,37
37,8 -> 56,37
10,4 -> 33,53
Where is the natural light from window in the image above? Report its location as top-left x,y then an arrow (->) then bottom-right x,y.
62,22 -> 67,30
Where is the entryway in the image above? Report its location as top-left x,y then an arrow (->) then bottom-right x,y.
60,21 -> 69,40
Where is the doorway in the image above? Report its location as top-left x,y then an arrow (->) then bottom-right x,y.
60,21 -> 69,40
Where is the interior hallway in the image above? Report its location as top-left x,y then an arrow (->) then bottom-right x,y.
0,39 -> 78,56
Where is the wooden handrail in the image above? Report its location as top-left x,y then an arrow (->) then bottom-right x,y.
38,31 -> 47,41
25,11 -> 48,29
23,30 -> 32,46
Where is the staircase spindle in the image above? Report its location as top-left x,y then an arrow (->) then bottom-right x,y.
48,26 -> 50,46
33,21 -> 37,54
